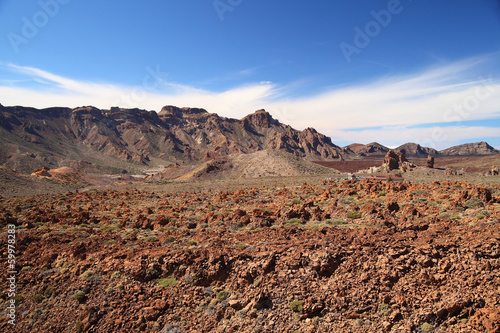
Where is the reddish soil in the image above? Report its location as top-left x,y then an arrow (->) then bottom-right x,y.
313,158 -> 384,173
1,180 -> 500,332
315,155 -> 500,174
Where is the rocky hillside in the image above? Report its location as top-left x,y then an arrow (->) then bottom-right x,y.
344,142 -> 499,158
0,104 -> 343,174
440,141 -> 499,156
396,143 -> 439,157
344,142 -> 389,157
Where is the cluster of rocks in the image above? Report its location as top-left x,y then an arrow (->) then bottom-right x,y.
381,150 -> 417,173
0,180 -> 499,332
487,166 -> 499,176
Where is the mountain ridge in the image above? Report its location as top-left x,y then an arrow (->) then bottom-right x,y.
0,104 -> 497,174
0,104 -> 344,173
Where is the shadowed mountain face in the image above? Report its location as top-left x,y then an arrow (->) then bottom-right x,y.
0,104 -> 343,173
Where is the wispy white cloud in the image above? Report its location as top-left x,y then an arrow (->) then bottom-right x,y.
1,53 -> 499,148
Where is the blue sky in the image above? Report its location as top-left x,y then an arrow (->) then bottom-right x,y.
1,0 -> 500,149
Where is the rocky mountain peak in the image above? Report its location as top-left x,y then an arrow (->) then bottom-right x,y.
242,109 -> 278,128
159,105 -> 208,117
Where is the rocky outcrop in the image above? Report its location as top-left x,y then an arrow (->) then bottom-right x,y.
382,150 -> 416,173
427,155 -> 435,168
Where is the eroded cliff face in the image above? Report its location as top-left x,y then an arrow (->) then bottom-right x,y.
0,105 -> 344,173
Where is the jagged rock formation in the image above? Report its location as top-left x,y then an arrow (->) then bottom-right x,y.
0,105 -> 343,173
382,150 -> 416,173
427,155 -> 435,168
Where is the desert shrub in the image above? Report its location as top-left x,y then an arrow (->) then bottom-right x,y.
347,211 -> 362,220
157,276 -> 178,288
100,224 -> 119,232
292,198 -> 302,205
44,286 -> 55,297
236,242 -> 248,250
188,239 -> 198,246
75,320 -> 83,332
290,300 -> 304,313
144,236 -> 158,242
285,218 -> 301,227
378,191 -> 386,197
464,198 -> 484,209
420,322 -> 434,332
378,303 -> 391,316
437,213 -> 449,219
164,235 -> 176,243
32,293 -> 44,303
217,290 -> 231,302
79,269 -> 95,280
74,291 -> 86,303
340,196 -> 355,204
329,218 -> 347,225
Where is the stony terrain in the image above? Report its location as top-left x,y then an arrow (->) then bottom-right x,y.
1,178 -> 500,332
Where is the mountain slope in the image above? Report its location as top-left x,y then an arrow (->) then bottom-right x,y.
396,143 -> 439,157
0,104 -> 344,173
343,142 -> 389,157
440,141 -> 499,156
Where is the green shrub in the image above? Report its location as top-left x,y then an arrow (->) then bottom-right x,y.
188,239 -> 198,246
329,218 -> 347,225
75,320 -> 83,332
164,235 -> 175,243
100,225 -> 119,232
290,300 -> 304,313
74,291 -> 86,303
79,269 -> 95,280
347,211 -> 362,220
144,236 -> 158,242
285,218 -> 301,228
32,293 -> 44,303
44,286 -> 55,298
420,322 -> 434,332
292,198 -> 302,205
378,191 -> 386,197
217,290 -> 231,302
157,276 -> 178,288
236,242 -> 248,250
464,198 -> 484,209
378,303 -> 390,316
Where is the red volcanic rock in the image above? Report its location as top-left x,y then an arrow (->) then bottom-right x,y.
1,180 -> 500,332
469,307 -> 500,332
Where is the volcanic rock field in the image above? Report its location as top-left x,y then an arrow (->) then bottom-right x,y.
1,179 -> 500,332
